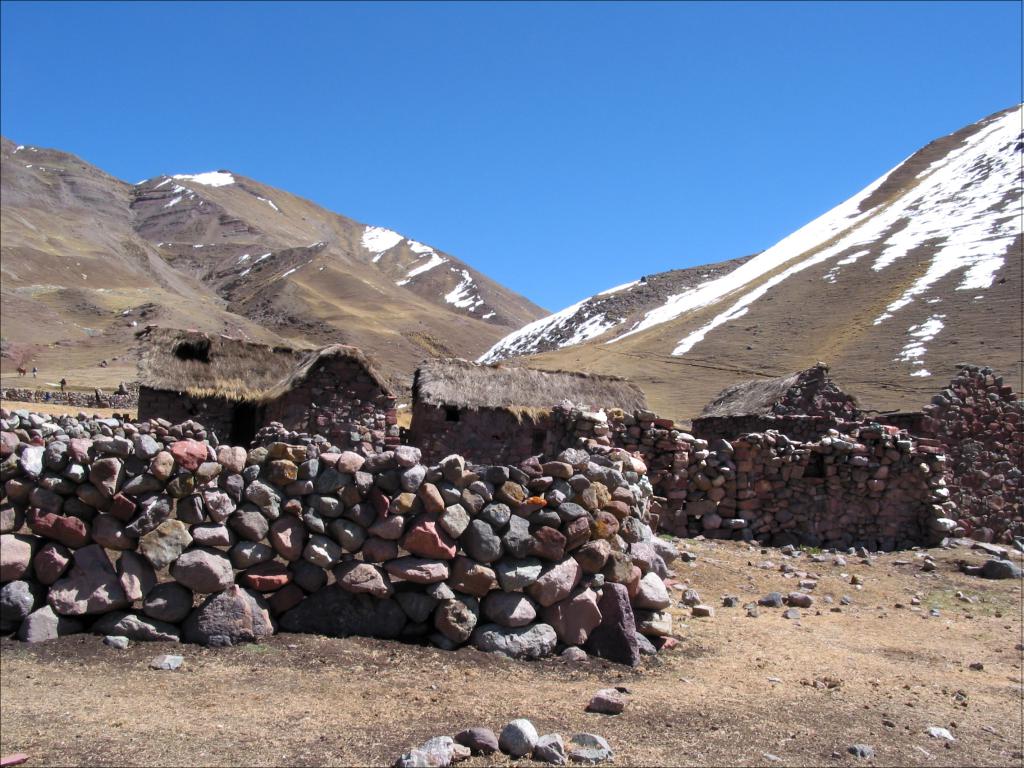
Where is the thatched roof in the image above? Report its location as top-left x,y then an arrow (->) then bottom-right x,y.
413,358 -> 648,413
135,327 -> 392,402
698,363 -> 855,419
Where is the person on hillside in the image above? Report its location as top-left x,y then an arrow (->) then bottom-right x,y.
59,378 -> 67,393
31,366 -> 37,378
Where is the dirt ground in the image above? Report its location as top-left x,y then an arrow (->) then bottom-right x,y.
1,539 -> 1021,767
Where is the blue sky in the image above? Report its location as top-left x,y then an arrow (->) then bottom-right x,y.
2,1 -> 1020,312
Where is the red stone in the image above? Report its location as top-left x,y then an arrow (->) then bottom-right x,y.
239,561 -> 292,592
109,493 -> 137,522
27,509 -> 90,548
170,439 -> 208,472
369,487 -> 390,519
530,526 -> 566,561
401,513 -> 456,559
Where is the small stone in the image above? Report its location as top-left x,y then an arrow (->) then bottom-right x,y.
782,608 -> 801,620
527,558 -> 582,607
92,611 -> 180,642
534,734 -> 567,765
104,634 -> 130,650
138,520 -> 193,570
926,726 -> 955,741
567,733 -> 613,764
385,556 -> 449,584
848,744 -> 875,759
454,727 -> 498,755
483,591 -> 537,627
499,719 -> 539,758
586,688 -> 628,715
562,646 -> 588,662
48,544 -> 129,616
182,585 -> 274,647
787,592 -> 814,608
471,622 -> 558,659
968,662 -> 984,671
692,604 -> 714,618
172,548 -> 235,593
17,605 -> 85,642
143,582 -> 194,623
759,592 -> 784,607
0,534 -> 34,582
633,572 -> 670,610
150,654 -> 184,670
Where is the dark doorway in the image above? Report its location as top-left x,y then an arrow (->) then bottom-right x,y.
230,402 -> 259,446
444,405 -> 460,422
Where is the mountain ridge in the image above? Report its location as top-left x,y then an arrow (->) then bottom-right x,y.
481,104 -> 1022,420
0,137 -> 546,392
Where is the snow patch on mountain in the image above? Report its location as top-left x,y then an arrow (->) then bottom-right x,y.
896,315 -> 945,363
256,195 -> 280,212
362,226 -> 405,262
478,294 -> 608,362
612,105 -> 1020,356
397,252 -> 447,285
172,171 -> 235,187
445,268 -> 485,311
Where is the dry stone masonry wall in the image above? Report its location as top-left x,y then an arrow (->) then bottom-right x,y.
916,365 -> 1022,543
1,386 -> 138,411
0,408 -> 672,664
553,405 -> 955,551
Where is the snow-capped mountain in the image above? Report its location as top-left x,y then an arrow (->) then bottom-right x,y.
0,139 -> 546,388
484,104 -> 1022,419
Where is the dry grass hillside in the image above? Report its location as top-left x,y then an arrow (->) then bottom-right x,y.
491,105 -> 1023,421
0,137 -> 546,393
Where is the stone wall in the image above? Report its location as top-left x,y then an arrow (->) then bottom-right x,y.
0,408 -> 673,665
410,405 -> 561,466
914,365 -> 1022,543
550,406 -> 953,551
2,386 -> 138,411
137,358 -> 398,454
263,358 -> 398,455
137,389 -> 239,444
692,414 -> 863,444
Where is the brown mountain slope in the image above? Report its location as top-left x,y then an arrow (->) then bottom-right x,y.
496,105 -> 1023,420
0,139 -> 546,391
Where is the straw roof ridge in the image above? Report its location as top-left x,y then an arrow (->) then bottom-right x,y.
413,358 -> 647,412
135,326 -> 392,401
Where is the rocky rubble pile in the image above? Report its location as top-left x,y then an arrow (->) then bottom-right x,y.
770,364 -> 861,421
0,407 -> 675,664
919,365 -> 1022,543
396,719 -> 613,766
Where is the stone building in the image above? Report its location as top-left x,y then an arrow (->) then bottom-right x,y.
136,327 -> 396,451
692,363 -> 862,442
408,358 -> 648,464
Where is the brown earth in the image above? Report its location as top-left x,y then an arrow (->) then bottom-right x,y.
2,540 -> 1021,767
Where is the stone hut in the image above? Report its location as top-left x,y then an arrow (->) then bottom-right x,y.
409,358 -> 648,464
136,327 -> 396,451
692,363 -> 862,442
